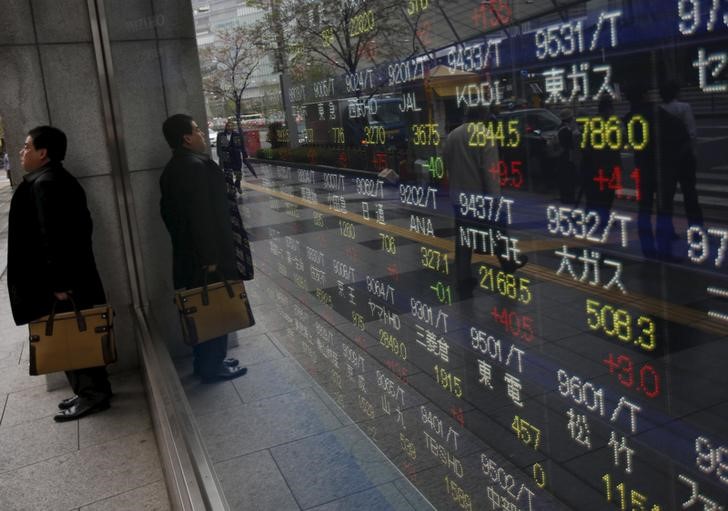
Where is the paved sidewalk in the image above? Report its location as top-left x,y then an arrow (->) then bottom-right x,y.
168,181 -> 434,511
173,274 -> 433,511
0,179 -> 170,511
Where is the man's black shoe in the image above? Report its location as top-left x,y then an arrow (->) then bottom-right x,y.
201,365 -> 247,384
194,358 -> 239,377
58,395 -> 79,410
53,398 -> 110,422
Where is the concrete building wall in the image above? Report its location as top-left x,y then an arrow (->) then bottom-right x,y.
0,0 -> 208,370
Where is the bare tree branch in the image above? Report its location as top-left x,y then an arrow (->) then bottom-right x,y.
200,26 -> 266,129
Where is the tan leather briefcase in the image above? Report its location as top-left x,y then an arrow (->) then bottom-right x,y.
175,279 -> 254,346
28,304 -> 116,376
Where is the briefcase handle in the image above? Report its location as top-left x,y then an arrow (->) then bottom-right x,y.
201,268 -> 235,306
46,295 -> 87,336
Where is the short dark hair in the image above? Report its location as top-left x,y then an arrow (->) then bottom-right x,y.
27,126 -> 67,162
162,114 -> 195,149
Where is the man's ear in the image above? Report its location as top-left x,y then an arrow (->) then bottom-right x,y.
37,148 -> 49,162
181,133 -> 192,147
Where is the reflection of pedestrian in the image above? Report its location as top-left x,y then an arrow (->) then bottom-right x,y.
216,121 -> 256,191
444,107 -> 525,300
1,151 -> 10,183
656,81 -> 703,257
581,97 -> 621,220
7,126 -> 112,421
557,109 -> 578,204
217,121 -> 244,190
160,114 -> 248,383
625,85 -> 659,258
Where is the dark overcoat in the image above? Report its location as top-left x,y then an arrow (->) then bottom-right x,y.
216,131 -> 245,170
159,148 -> 237,289
7,164 -> 106,325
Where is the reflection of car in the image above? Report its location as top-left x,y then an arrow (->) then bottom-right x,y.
499,108 -> 561,153
209,129 -> 217,147
366,97 -> 407,144
496,108 -> 562,189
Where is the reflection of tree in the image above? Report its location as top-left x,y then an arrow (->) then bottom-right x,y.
199,26 -> 265,132
240,83 -> 284,120
250,0 -> 423,77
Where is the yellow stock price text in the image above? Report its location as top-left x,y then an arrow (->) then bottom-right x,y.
407,0 -> 429,16
363,125 -> 386,145
585,299 -> 657,351
420,247 -> 450,275
350,10 -> 375,37
434,364 -> 463,398
512,415 -> 541,451
411,123 -> 440,146
576,115 -> 649,151
467,120 -> 521,148
479,264 -> 532,304
602,473 -> 662,511
330,127 -> 345,144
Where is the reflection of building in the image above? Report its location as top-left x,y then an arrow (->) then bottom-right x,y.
192,0 -> 279,116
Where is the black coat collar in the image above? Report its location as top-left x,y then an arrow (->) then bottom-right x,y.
173,147 -> 212,164
23,163 -> 59,184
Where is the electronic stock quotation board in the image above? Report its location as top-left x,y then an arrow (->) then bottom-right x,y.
241,1 -> 728,509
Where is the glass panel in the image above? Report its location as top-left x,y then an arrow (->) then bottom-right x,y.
192,1 -> 728,508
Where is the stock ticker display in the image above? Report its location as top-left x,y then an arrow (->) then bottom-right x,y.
242,1 -> 728,509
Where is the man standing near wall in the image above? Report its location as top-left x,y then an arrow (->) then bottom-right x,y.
159,114 -> 247,383
7,126 -> 113,421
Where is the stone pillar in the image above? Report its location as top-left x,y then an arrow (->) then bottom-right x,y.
101,0 -> 207,357
0,0 -> 208,374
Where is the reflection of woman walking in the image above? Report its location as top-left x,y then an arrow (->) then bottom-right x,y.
223,168 -> 254,280
216,122 -> 257,192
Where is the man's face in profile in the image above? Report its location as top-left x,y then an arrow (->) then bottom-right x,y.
183,121 -> 207,153
19,136 -> 48,172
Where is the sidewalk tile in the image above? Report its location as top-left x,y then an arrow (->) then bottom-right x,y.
309,384 -> 353,427
270,425 -> 401,509
0,429 -> 162,510
392,478 -> 436,511
216,450 -> 299,511
184,379 -> 244,417
0,363 -> 48,397
0,419 -> 77,474
79,372 -> 152,448
226,332 -> 285,366
79,480 -> 170,511
196,387 -> 340,462
0,341 -> 22,370
306,483 -> 415,511
231,357 -> 311,403
235,306 -> 290,338
1,384 -> 70,427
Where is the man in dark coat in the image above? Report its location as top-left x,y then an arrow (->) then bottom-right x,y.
7,126 -> 112,421
160,114 -> 247,383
